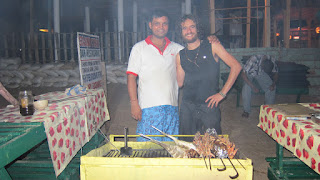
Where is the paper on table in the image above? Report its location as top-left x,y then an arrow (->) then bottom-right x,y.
269,104 -> 318,118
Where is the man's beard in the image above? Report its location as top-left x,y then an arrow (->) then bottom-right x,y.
182,34 -> 198,43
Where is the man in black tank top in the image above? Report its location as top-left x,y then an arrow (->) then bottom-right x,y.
176,14 -> 242,138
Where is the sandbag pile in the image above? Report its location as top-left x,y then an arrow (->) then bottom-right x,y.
0,58 -> 128,89
106,64 -> 127,84
0,58 -> 81,88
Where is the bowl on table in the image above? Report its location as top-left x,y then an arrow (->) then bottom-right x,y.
33,100 -> 48,110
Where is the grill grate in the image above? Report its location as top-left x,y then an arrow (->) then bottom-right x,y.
103,149 -> 172,158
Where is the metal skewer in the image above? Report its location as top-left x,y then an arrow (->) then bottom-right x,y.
203,157 -> 208,169
98,129 -> 120,152
217,158 -> 226,171
236,159 -> 246,170
228,157 -> 239,179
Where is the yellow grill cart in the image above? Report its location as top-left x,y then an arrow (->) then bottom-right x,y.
81,135 -> 253,180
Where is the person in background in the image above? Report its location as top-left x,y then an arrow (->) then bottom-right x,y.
127,10 -> 219,141
176,14 -> 242,138
241,54 -> 278,118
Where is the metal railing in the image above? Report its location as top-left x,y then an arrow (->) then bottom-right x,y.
0,31 -> 184,65
3,31 -> 316,65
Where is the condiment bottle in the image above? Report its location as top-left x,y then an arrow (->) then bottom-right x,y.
19,90 -> 34,116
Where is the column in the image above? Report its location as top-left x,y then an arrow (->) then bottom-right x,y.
84,6 -> 90,32
263,0 -> 271,47
118,0 -> 124,62
53,0 -> 60,61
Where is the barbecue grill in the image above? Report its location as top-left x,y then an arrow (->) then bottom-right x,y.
81,134 -> 253,180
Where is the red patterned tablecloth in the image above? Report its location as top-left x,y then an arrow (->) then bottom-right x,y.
0,88 -> 110,176
258,103 -> 320,174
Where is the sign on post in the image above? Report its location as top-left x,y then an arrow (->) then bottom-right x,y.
77,32 -> 103,89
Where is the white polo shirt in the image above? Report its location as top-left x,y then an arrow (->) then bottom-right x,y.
127,36 -> 184,109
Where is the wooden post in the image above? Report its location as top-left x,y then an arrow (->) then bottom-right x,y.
100,62 -> 107,96
99,32 -> 105,63
246,0 -> 251,48
113,32 -> 119,64
273,18 -> 277,47
284,0 -> 291,48
106,32 -> 111,63
70,33 -> 75,63
11,33 -> 16,57
41,33 -> 46,62
54,33 -> 60,62
4,35 -> 9,58
209,0 -> 216,34
263,0 -> 271,47
125,31 -> 129,62
29,0 -> 34,37
48,33 -> 54,63
120,32 -> 124,63
28,33 -> 33,63
63,33 -> 67,62
29,0 -> 34,62
138,32 -> 142,42
21,33 -> 26,63
34,33 -> 39,63
131,32 -> 135,49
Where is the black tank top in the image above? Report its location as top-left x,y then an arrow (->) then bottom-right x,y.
180,40 -> 220,104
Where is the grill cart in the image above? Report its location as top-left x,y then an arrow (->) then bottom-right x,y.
81,134 -> 253,180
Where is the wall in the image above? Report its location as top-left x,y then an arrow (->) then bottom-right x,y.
0,47 -> 319,95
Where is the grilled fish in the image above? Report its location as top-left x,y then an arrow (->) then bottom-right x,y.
151,126 -> 197,151
138,134 -> 189,158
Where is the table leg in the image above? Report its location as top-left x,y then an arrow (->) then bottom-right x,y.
0,167 -> 12,180
276,143 -> 284,178
296,94 -> 301,103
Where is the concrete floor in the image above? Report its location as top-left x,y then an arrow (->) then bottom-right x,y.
1,83 -> 319,180
104,83 -> 320,180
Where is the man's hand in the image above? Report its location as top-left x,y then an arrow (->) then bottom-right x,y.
207,35 -> 220,44
205,93 -> 224,108
130,101 -> 142,121
252,86 -> 260,93
269,83 -> 276,91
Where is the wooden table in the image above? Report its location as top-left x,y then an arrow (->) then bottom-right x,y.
258,103 -> 320,179
0,88 -> 110,179
0,122 -> 46,179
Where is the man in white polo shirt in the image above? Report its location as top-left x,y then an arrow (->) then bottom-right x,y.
127,10 -> 183,141
127,10 -> 219,141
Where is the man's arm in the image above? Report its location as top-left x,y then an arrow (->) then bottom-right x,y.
241,71 -> 259,93
0,82 -> 18,107
205,42 -> 242,108
270,72 -> 279,91
127,74 -> 142,120
176,53 -> 185,88
214,42 -> 242,97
